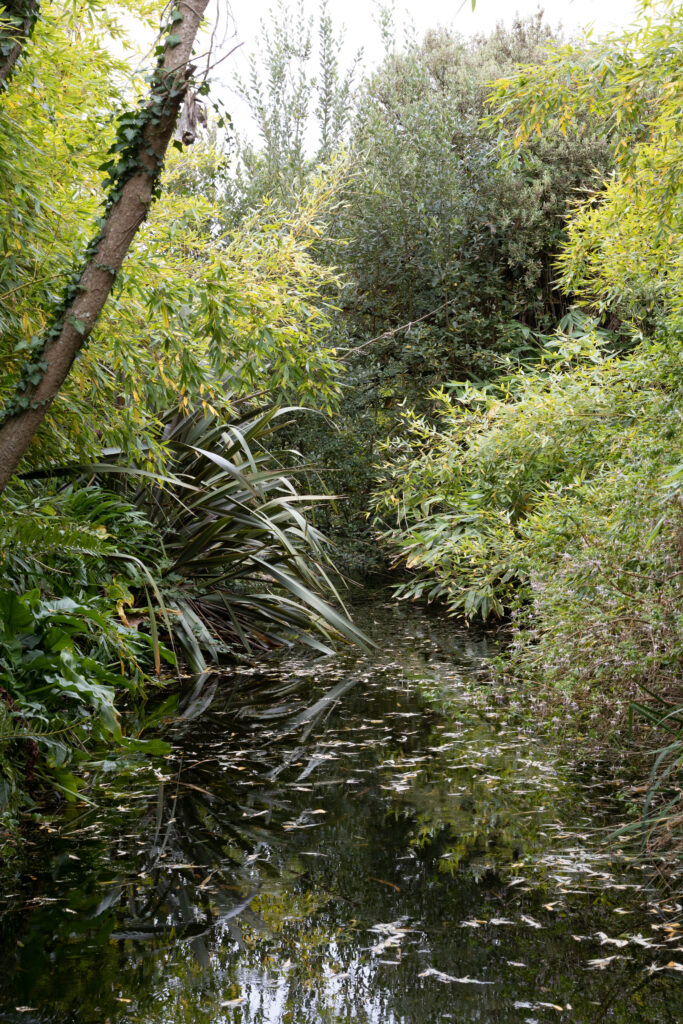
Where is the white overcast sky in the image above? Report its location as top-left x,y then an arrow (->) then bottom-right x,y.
223,0 -> 644,70
201,0 -> 644,139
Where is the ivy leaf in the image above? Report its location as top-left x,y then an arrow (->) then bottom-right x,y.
69,317 -> 86,335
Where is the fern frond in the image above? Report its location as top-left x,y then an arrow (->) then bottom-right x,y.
0,507 -> 114,571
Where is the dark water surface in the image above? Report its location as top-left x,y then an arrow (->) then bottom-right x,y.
0,600 -> 681,1023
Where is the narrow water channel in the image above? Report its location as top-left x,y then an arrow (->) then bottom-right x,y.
0,599 -> 681,1023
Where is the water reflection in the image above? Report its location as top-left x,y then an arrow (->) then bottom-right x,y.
0,600 -> 681,1023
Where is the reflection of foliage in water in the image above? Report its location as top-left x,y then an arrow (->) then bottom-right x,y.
0,602 -> 680,1023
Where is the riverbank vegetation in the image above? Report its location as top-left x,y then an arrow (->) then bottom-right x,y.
374,0 -> 683,873
1,0 -> 681,888
0,0 -> 363,815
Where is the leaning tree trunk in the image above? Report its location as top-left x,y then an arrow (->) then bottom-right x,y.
0,0 -> 210,493
0,1 -> 40,88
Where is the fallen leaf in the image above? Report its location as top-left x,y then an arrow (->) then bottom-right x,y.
596,931 -> 629,948
586,955 -> 631,969
419,968 -> 493,985
370,877 -> 401,892
647,961 -> 683,974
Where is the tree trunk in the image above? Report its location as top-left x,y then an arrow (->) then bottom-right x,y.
0,0 -> 210,493
0,1 -> 40,87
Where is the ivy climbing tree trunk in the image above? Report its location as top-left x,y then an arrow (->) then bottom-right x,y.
0,1 -> 40,88
0,0 -> 211,493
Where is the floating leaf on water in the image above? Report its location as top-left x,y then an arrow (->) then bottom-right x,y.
514,1002 -> 564,1012
419,968 -> 493,985
647,961 -> 683,974
586,955 -> 631,969
596,932 -> 629,948
370,878 -> 401,892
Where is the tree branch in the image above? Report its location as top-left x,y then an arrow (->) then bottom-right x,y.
0,0 -> 211,493
0,1 -> 40,88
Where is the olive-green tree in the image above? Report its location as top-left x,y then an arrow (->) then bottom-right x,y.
230,0 -> 359,218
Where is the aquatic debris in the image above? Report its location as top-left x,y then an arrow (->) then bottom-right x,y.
596,931 -> 629,948
370,877 -> 401,892
368,920 -> 412,954
586,955 -> 632,969
1,602 -> 677,1022
282,808 -> 327,831
513,1001 -> 568,1012
646,961 -> 683,974
419,968 -> 493,985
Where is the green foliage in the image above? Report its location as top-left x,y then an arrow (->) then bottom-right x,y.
0,484 -> 171,807
0,587 -> 146,805
375,316 -> 629,615
0,0 -> 370,818
198,8 -> 616,575
375,1 -> 683,872
0,1 -> 346,472
488,0 -> 683,328
0,3 -> 147,410
375,325 -> 683,858
0,401 -> 369,809
232,0 -> 358,214
123,401 -> 370,664
0,589 -> 124,740
254,14 -> 613,571
336,16 -> 611,387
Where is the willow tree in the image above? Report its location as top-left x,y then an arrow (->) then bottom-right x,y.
487,0 -> 683,327
0,0 -> 210,492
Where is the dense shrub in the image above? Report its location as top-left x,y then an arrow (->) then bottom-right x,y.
374,323 -> 683,623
